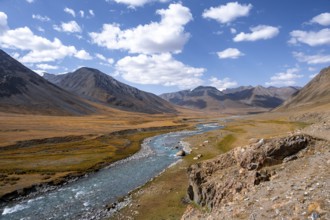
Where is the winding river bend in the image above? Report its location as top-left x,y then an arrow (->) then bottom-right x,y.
1,124 -> 221,220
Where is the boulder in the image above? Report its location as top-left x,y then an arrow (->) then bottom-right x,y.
176,150 -> 186,157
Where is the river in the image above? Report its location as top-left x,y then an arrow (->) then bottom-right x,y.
0,123 -> 222,220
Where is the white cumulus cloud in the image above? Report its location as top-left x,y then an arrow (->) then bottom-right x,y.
289,28 -> 330,46
75,50 -> 92,60
26,0 -> 34,3
115,53 -> 205,89
36,63 -> 59,70
64,7 -> 76,17
234,25 -> 279,42
217,48 -> 244,59
266,68 -> 303,86
202,2 -> 252,24
112,0 -> 168,7
0,12 -> 8,34
80,10 -> 84,18
0,27 -> 77,63
96,53 -> 114,65
89,3 -> 192,54
32,14 -> 50,22
293,51 -> 330,64
89,10 -> 95,17
0,12 -> 89,63
209,77 -> 238,91
53,21 -> 82,33
96,53 -> 106,61
310,12 -> 330,26
230,28 -> 237,34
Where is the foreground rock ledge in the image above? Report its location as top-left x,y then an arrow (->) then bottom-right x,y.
182,134 -> 330,220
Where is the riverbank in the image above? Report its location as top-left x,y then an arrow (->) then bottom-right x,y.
0,124 -> 189,208
110,113 -> 308,219
1,123 -> 222,219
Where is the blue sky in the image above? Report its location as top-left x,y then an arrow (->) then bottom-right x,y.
0,0 -> 329,94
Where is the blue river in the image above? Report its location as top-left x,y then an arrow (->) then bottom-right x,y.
1,123 -> 221,220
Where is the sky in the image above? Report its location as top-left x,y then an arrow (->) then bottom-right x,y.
0,0 -> 329,95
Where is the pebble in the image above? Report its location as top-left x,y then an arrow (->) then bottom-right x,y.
271,196 -> 279,201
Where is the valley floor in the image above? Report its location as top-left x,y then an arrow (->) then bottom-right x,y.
0,104 -> 329,220
0,111 -> 194,202
110,111 -> 322,220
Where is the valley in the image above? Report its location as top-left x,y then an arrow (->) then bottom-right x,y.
1,0 -> 329,218
0,47 -> 329,219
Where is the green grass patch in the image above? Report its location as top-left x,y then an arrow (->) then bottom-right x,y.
223,126 -> 246,133
260,120 -> 290,125
260,120 -> 310,130
217,134 -> 236,153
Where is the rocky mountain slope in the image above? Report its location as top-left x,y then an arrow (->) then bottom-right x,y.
160,85 -> 298,112
44,68 -> 177,114
0,50 -> 96,115
278,66 -> 330,110
182,134 -> 330,220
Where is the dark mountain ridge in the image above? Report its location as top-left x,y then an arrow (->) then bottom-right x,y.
0,49 -> 96,115
160,85 -> 299,111
44,68 -> 177,114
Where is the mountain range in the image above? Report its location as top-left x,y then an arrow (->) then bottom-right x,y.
0,49 -> 96,115
1,49 -> 328,116
160,85 -> 299,112
43,68 -> 176,114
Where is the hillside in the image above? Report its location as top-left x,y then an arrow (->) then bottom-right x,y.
44,68 -> 177,114
278,66 -> 330,110
0,50 -> 96,115
160,85 -> 298,112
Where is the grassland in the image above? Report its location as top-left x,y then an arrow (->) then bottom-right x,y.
0,111 -> 198,198
0,109 -> 313,218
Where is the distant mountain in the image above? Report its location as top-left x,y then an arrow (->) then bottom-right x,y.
44,68 -> 177,114
0,49 -> 96,115
160,85 -> 299,112
224,85 -> 299,108
278,66 -> 330,109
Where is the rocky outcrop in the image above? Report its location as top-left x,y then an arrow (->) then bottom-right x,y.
183,134 -> 330,219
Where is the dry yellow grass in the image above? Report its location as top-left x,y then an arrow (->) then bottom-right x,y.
0,112 -> 182,147
0,111 -> 198,197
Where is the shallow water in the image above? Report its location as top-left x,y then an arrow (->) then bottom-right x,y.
1,123 -> 221,220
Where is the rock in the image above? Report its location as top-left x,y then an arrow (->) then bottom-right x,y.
311,212 -> 320,220
283,155 -> 298,163
176,150 -> 186,157
182,134 -> 329,220
248,138 -> 259,144
193,154 -> 203,160
246,163 -> 259,170
255,138 -> 264,147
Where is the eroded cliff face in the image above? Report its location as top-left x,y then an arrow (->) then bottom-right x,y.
183,134 -> 330,220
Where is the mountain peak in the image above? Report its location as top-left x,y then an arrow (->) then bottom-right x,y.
0,50 -> 96,115
160,85 -> 299,112
44,68 -> 176,114
193,86 -> 219,91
